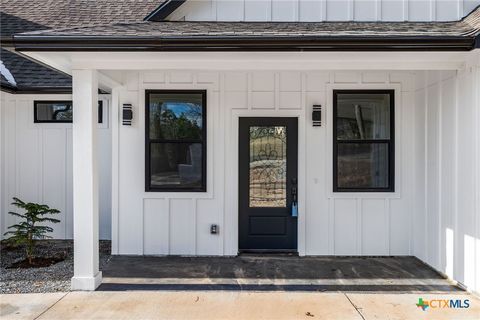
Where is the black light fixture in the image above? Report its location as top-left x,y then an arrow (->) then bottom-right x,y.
312,105 -> 322,126
210,224 -> 218,234
122,104 -> 133,125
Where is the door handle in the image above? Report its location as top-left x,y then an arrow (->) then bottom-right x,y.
291,178 -> 298,217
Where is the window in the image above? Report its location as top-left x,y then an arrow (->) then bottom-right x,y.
333,90 -> 394,192
145,90 -> 207,192
34,101 -> 104,123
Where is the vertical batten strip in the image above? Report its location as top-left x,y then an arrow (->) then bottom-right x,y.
356,198 -> 362,254
403,0 -> 409,21
247,73 -> 253,110
423,73 -> 429,262
430,0 -> 436,21
39,122 -> 44,204
321,0 -> 327,21
329,198 -> 335,254
167,198 -> 171,254
269,0 -> 273,21
474,63 -> 480,291
458,0 -> 464,20
438,74 -> 444,270
193,198 -> 197,255
385,198 -> 390,255
110,87 -> 120,254
349,0 -> 354,21
64,129 -> 69,239
220,72 -> 226,255
295,0 -> 300,21
376,0 -> 382,21
274,72 -> 280,110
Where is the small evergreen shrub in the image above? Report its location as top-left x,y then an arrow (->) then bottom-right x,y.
4,197 -> 60,265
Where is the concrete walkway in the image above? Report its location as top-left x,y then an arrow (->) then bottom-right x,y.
1,291 -> 479,320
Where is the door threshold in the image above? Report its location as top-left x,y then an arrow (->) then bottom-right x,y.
239,249 -> 298,256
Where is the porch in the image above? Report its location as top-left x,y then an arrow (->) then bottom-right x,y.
99,255 -> 462,293
8,49 -> 478,293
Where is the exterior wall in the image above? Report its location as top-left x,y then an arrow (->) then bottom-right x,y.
0,92 -> 112,240
114,70 -> 416,257
413,56 -> 480,294
167,0 -> 480,22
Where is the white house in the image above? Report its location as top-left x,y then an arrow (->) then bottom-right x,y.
1,0 -> 479,293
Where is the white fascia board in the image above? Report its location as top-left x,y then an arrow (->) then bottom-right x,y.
20,51 -> 469,73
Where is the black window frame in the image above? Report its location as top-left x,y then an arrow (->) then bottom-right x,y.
333,89 -> 395,193
33,100 -> 104,123
145,89 -> 207,192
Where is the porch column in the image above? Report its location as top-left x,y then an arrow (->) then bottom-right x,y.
71,69 -> 101,290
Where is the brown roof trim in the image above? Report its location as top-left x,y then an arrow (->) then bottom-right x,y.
12,35 -> 476,52
0,84 -> 72,94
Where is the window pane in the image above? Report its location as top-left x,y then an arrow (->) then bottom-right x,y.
149,93 -> 203,140
150,143 -> 203,188
34,101 -> 103,123
337,143 -> 389,189
336,93 -> 390,140
249,126 -> 287,207
35,102 -> 72,122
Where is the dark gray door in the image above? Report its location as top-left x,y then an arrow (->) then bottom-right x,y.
239,117 -> 298,252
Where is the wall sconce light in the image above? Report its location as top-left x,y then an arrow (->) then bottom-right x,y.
210,224 -> 219,234
122,104 -> 133,125
312,105 -> 322,127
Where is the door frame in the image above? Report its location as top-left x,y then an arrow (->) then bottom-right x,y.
225,110 -> 306,256
238,117 -> 298,252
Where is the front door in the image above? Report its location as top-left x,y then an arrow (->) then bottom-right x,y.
239,117 -> 298,252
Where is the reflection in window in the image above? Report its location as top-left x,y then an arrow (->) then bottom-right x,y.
146,91 -> 206,192
35,101 -> 73,122
249,126 -> 287,207
334,90 -> 394,192
337,143 -> 389,189
34,101 -> 103,123
149,94 -> 203,140
150,143 -> 203,188
336,94 -> 390,140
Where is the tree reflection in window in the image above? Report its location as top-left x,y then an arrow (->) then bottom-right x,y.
146,91 -> 206,192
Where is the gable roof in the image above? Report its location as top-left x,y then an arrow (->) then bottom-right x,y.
12,6 -> 480,52
144,0 -> 187,22
1,0 -> 164,39
1,0 -> 166,93
0,48 -> 71,93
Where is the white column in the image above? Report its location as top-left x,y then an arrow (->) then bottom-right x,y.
71,69 -> 101,290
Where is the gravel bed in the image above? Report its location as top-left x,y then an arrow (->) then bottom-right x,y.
1,240 -> 111,294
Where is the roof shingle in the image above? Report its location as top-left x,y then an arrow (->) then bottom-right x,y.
1,0 -> 165,92
1,0 -> 163,38
0,48 -> 71,92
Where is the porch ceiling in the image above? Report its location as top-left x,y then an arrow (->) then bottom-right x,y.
14,51 -> 475,80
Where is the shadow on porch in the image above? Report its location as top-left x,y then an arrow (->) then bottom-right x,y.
98,255 -> 464,293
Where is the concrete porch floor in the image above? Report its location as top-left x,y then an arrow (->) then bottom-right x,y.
2,256 -> 479,320
100,255 -> 462,293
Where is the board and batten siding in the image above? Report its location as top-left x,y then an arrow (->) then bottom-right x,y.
167,0 -> 480,22
114,70 -> 416,257
414,64 -> 480,294
0,93 -> 112,240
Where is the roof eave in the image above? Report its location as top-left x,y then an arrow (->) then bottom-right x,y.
0,82 -> 17,93
12,35 -> 477,52
0,84 -> 72,94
